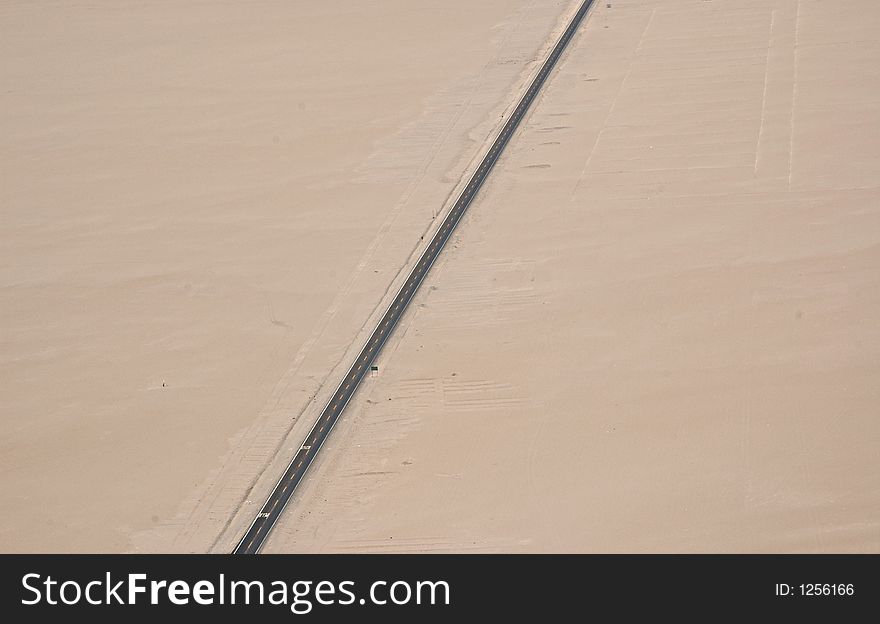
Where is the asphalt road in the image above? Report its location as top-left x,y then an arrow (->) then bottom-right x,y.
233,0 -> 596,554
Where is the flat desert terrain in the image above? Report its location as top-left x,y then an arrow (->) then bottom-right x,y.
3,0 -> 878,553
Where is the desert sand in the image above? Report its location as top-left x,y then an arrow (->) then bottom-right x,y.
2,0 -> 878,554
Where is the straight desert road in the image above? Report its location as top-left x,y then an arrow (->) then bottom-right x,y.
233,0 -> 598,554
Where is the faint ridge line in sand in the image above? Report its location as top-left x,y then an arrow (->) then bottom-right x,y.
571,7 -> 657,196
788,0 -> 801,189
755,8 -> 776,174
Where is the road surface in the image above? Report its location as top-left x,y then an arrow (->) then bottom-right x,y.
233,0 -> 596,554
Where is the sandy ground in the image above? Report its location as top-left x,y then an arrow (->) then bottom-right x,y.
261,0 -> 880,553
0,0 -> 574,552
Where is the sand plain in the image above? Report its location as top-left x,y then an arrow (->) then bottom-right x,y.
1,0 -> 575,552
3,0 -> 878,554
261,0 -> 880,553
